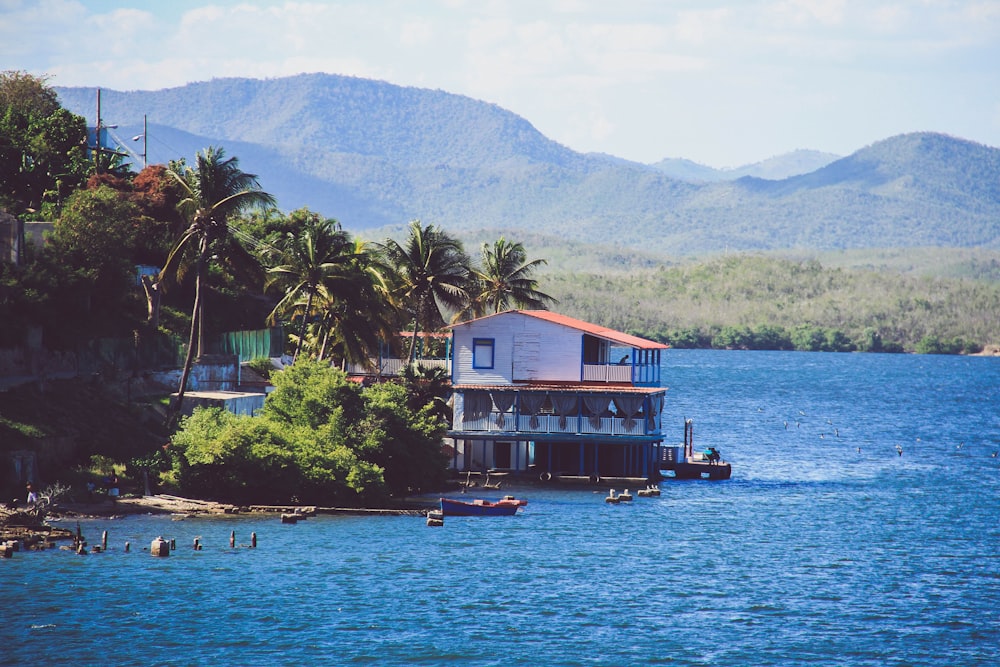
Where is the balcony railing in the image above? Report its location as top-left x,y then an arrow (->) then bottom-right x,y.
582,362 -> 659,385
460,411 -> 661,437
345,357 -> 449,377
582,364 -> 632,383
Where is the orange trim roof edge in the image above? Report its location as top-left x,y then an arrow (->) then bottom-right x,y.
450,310 -> 668,350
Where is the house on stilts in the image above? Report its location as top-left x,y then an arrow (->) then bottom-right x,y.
446,310 -> 669,486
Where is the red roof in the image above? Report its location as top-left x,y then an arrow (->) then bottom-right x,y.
453,310 -> 668,350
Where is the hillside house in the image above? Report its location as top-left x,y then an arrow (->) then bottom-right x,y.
447,310 -> 669,484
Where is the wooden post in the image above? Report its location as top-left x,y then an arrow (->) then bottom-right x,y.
230,530 -> 235,548
251,532 -> 257,548
125,541 -> 130,553
150,536 -> 169,557
102,531 -> 108,551
193,537 -> 200,550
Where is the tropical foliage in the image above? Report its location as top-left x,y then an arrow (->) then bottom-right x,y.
467,237 -> 555,317
1,71 -> 91,218
264,214 -> 357,360
380,220 -> 471,361
163,147 -> 276,415
167,359 -> 447,504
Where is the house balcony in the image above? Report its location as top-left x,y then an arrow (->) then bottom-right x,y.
582,362 -> 660,385
457,411 -> 662,438
451,387 -> 666,440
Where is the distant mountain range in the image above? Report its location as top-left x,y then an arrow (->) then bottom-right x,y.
55,73 -> 1000,255
649,150 -> 840,182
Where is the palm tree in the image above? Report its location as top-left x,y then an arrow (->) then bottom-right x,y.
472,237 -> 556,316
265,216 -> 357,361
316,239 -> 399,368
163,147 -> 276,418
400,363 -> 453,425
381,220 -> 471,362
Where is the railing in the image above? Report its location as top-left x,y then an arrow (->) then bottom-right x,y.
460,411 -> 660,436
581,362 -> 659,385
345,357 -> 449,376
582,364 -> 632,383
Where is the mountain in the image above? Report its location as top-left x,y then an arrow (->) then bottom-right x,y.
650,149 -> 840,182
55,74 -> 1000,254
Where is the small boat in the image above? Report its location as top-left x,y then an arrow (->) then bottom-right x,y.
439,497 -> 524,516
660,419 -> 732,481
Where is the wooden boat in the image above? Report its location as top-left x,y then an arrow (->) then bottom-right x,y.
439,497 -> 525,516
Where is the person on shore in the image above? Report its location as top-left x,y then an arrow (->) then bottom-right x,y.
26,482 -> 38,505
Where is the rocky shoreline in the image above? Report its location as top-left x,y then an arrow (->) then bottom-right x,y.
3,493 -> 440,548
53,494 -> 245,518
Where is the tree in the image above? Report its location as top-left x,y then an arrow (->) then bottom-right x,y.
46,185 -> 143,333
400,362 -> 453,426
265,214 -> 357,361
358,381 -> 449,497
0,71 -> 91,216
313,238 -> 399,367
164,147 -> 276,418
471,237 -> 555,316
381,220 -> 471,362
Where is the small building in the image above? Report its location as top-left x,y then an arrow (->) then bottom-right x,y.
446,310 -> 669,485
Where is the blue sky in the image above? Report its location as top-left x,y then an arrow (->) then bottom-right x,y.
2,0 -> 999,167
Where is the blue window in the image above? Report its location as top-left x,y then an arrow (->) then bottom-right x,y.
473,338 -> 495,369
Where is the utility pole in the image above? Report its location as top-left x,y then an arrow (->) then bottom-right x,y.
132,114 -> 147,168
94,88 -> 103,173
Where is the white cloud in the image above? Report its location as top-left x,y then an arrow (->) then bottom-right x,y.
2,0 -> 998,165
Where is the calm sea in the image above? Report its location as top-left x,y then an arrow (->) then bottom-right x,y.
3,350 -> 998,666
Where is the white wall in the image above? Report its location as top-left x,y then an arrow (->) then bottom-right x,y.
452,313 -> 585,385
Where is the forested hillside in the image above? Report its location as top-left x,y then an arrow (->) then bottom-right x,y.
56,75 -> 1000,256
544,255 -> 1000,352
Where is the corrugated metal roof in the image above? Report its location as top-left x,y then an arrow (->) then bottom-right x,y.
452,310 -> 668,350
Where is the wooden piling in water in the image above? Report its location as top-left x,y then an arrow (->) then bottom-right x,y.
251,532 -> 257,548
230,530 -> 235,548
150,536 -> 169,557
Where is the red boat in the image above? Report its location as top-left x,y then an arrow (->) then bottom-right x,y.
439,497 -> 526,516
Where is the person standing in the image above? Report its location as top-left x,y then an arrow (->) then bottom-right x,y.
26,482 -> 38,505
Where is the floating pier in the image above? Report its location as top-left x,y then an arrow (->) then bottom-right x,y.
659,419 -> 732,480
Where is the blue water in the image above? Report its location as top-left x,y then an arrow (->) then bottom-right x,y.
3,350 -> 999,666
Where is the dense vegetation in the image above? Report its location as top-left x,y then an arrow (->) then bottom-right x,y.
546,255 -> 1000,353
55,75 -> 1000,255
167,359 -> 447,504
